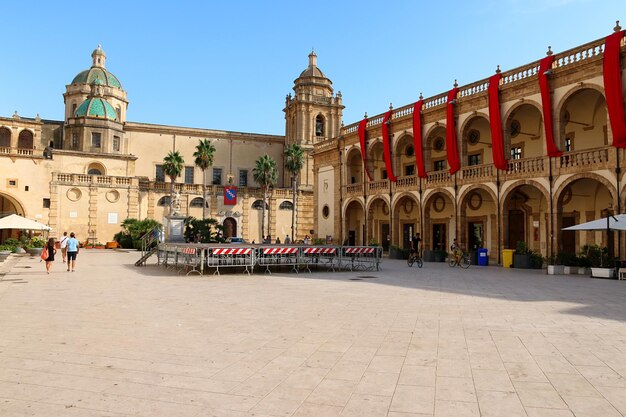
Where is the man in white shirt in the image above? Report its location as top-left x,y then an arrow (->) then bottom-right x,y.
60,232 -> 68,263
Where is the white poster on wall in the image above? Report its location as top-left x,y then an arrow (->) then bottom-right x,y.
108,213 -> 118,224
69,211 -> 78,218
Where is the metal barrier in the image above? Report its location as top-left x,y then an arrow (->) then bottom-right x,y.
206,247 -> 255,275
257,247 -> 300,274
341,246 -> 382,271
152,244 -> 383,275
301,247 -> 339,272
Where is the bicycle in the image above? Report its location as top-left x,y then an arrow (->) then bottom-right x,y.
407,251 -> 423,268
448,250 -> 470,268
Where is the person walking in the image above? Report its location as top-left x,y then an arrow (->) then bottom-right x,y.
59,231 -> 68,263
43,237 -> 57,274
284,235 -> 291,245
66,232 -> 80,272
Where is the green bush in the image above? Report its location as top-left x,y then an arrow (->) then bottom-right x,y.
114,218 -> 162,249
515,241 -> 529,255
29,236 -> 46,248
529,252 -> 543,269
183,217 -> 224,243
311,237 -> 326,245
0,244 -> 15,252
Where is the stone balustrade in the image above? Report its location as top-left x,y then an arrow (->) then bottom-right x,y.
460,164 -> 494,183
556,147 -> 610,174
425,170 -> 452,187
0,146 -> 44,158
368,179 -> 389,193
53,173 -> 138,187
345,183 -> 363,197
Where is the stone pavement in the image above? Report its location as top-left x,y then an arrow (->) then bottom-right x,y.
0,251 -> 625,417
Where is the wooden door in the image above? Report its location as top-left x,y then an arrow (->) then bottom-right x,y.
508,209 -> 525,249
561,217 -> 576,254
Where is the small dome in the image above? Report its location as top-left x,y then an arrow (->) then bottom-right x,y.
75,97 -> 118,121
298,50 -> 326,78
71,67 -> 122,88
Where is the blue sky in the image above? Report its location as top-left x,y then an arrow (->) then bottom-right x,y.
0,1 -> 622,135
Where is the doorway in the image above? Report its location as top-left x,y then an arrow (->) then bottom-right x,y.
561,216 -> 576,254
468,222 -> 484,250
223,217 -> 237,238
432,223 -> 446,252
508,209 -> 525,249
381,223 -> 390,251
402,223 -> 414,249
348,230 -> 356,246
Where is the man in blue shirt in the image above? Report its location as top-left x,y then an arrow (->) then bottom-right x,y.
66,232 -> 80,272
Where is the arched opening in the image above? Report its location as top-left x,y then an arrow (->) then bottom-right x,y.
87,162 -> 106,176
157,196 -> 171,207
505,103 -> 543,160
392,194 -> 419,249
0,127 -> 11,148
250,200 -> 269,243
0,193 -> 27,242
345,148 -> 363,185
559,88 -> 608,151
367,197 -> 390,251
367,142 -> 386,180
252,199 -> 269,210
461,115 -> 492,167
502,183 -> 548,255
189,197 -> 208,208
223,217 -> 237,238
315,114 -> 325,138
394,134 -> 416,178
556,177 -> 614,257
344,200 -> 365,246
423,191 -> 454,254
17,130 -> 33,149
279,201 -> 294,210
425,126 -> 447,173
459,187 -> 497,261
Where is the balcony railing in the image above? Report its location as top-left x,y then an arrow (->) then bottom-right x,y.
345,183 -> 363,197
395,175 -> 418,190
368,179 -> 389,193
425,170 -> 452,187
460,164 -> 494,183
505,156 -> 546,179
0,146 -> 44,158
556,147 -> 610,174
54,173 -> 137,187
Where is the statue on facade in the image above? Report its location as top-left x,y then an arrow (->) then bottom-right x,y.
171,191 -> 182,216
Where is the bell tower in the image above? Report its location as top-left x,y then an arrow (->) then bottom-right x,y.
284,50 -> 344,189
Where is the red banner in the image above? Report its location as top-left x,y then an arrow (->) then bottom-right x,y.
412,100 -> 427,178
358,117 -> 373,180
446,88 -> 461,174
224,186 -> 237,205
488,73 -> 507,170
603,30 -> 626,148
539,55 -> 562,157
381,110 -> 396,182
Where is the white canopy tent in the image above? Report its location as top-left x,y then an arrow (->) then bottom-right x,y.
0,214 -> 51,231
562,213 -> 626,232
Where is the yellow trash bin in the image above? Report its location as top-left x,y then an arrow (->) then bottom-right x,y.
502,249 -> 515,268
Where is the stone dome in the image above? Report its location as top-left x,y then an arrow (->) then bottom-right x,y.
71,67 -> 122,88
75,97 -> 118,121
299,50 -> 327,78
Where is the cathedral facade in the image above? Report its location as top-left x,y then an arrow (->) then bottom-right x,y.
0,46 -> 343,244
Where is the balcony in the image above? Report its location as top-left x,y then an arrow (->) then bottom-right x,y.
0,146 -> 44,158
460,164 -> 494,184
53,173 -> 138,187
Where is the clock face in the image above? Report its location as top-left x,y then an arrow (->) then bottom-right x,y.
510,120 -> 521,137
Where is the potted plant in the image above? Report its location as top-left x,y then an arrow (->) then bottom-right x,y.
389,245 -> 407,260
529,252 -> 543,269
0,244 -> 12,261
577,255 -> 592,275
434,250 -> 447,262
423,249 -> 434,262
561,252 -> 579,274
582,244 -> 615,278
513,241 -> 531,269
94,242 -> 105,249
546,253 -> 564,275
25,236 -> 45,256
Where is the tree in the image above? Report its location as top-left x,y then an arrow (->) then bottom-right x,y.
284,143 -> 305,242
253,154 -> 278,240
162,150 -> 185,216
193,139 -> 216,220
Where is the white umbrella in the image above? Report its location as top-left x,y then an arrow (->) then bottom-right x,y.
562,213 -> 626,231
0,214 -> 51,231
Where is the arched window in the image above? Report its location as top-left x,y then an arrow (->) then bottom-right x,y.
189,197 -> 207,208
252,200 -> 268,210
157,196 -> 171,207
315,115 -> 325,137
87,163 -> 106,176
0,127 -> 11,148
17,130 -> 33,149
279,201 -> 294,210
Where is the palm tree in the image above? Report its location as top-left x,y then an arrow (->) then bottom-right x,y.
284,143 -> 305,242
162,150 -> 185,216
253,154 -> 278,240
193,139 -> 216,220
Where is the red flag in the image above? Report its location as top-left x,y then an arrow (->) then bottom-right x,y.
539,55 -> 562,157
412,101 -> 427,178
603,30 -> 626,148
358,117 -> 373,180
381,110 -> 396,182
224,186 -> 237,205
488,73 -> 507,170
446,88 -> 461,174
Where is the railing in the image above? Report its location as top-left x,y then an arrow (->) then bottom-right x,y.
345,183 -> 363,196
395,175 -> 418,190
53,173 -> 137,186
425,170 -> 452,186
460,164 -> 494,182
0,146 -> 44,158
557,147 -> 610,171
505,156 -> 546,177
500,62 -> 540,86
368,179 -> 389,192
553,38 -> 605,70
458,79 -> 489,99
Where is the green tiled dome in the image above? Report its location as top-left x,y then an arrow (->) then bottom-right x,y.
75,97 -> 118,121
71,67 -> 122,88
